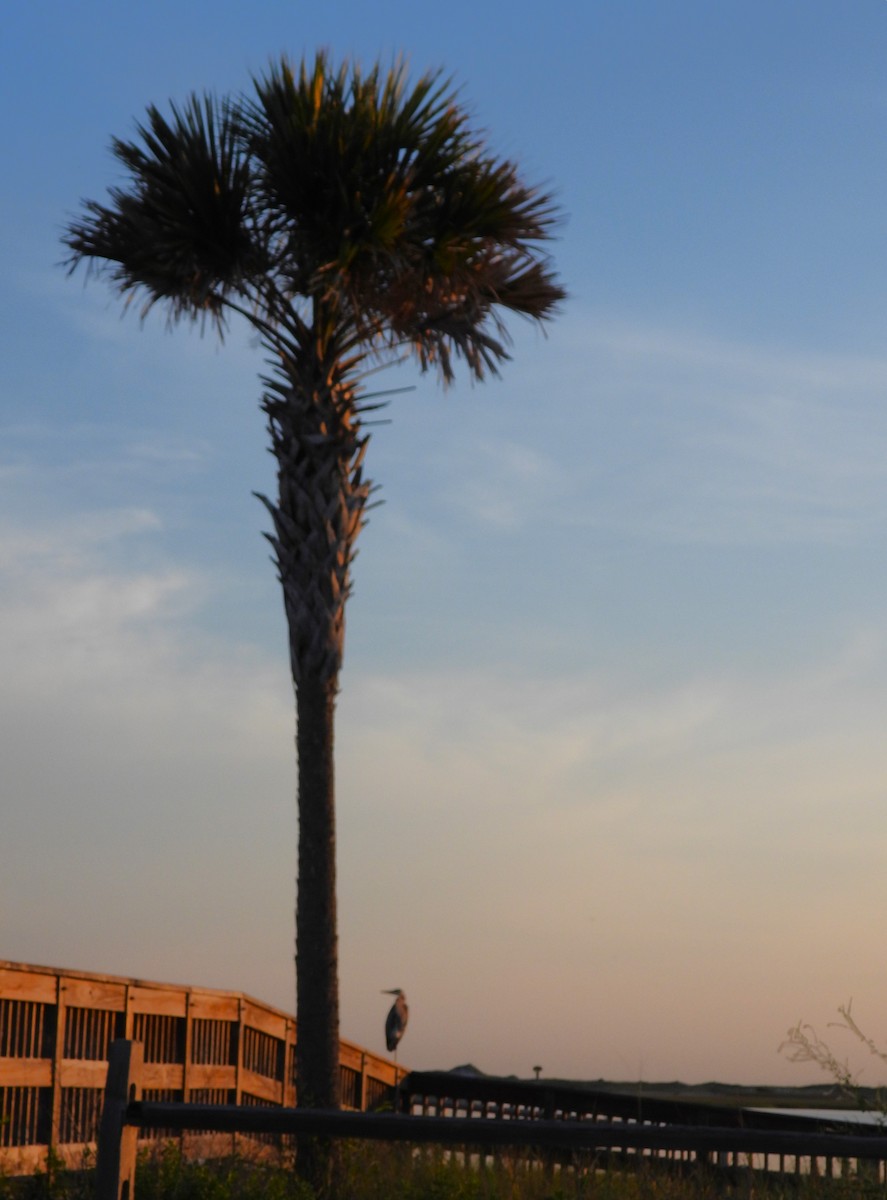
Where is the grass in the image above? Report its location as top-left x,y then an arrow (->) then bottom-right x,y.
4,1143 -> 887,1200
135,1144 -> 887,1200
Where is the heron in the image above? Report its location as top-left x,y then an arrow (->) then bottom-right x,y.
382,988 -> 408,1053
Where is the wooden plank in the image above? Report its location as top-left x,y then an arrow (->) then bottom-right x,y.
337,1042 -> 364,1072
187,1064 -> 237,1091
240,1000 -> 287,1040
0,1058 -> 52,1086
187,993 -> 239,1021
50,977 -> 65,1149
182,992 -> 193,1100
0,964 -> 291,1019
1,961 -> 141,988
364,1060 -> 401,1088
0,968 -> 58,1004
127,987 -> 187,1017
58,1060 -> 108,1087
61,978 -> 127,1011
234,990 -> 293,1023
141,1063 -> 185,1090
233,998 -> 243,1106
241,1069 -> 284,1106
357,1053 -> 368,1112
283,1025 -> 297,1109
0,1143 -> 52,1176
55,1143 -> 99,1169
358,1047 -> 406,1078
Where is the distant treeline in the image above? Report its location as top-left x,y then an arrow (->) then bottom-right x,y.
538,1078 -> 878,1110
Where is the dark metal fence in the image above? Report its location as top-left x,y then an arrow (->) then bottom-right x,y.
96,1043 -> 887,1200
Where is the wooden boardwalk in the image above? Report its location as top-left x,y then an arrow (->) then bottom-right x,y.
6,960 -> 887,1186
0,960 -> 403,1174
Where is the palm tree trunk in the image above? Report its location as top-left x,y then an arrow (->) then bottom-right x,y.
294,671 -> 341,1109
257,339 -> 371,1116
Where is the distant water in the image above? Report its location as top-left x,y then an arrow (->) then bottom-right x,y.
753,1108 -> 887,1127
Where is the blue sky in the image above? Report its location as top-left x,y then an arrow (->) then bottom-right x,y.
3,1 -> 887,1086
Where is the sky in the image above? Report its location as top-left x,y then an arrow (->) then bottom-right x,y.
3,0 -> 887,1088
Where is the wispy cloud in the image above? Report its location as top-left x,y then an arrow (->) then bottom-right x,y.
125,437 -> 210,465
0,504 -> 296,995
0,508 -> 161,570
510,312 -> 887,547
339,625 -> 887,828
372,313 -> 887,555
446,440 -> 563,529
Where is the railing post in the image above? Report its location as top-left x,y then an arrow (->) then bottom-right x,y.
96,1039 -> 143,1200
50,974 -> 67,1151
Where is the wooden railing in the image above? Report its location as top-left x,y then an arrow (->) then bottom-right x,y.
8,960 -> 887,1187
0,961 -> 403,1175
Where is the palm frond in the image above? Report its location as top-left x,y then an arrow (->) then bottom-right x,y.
64,93 -> 260,330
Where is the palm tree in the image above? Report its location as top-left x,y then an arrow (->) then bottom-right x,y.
64,52 -> 564,1112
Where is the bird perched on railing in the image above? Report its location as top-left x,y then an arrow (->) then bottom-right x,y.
382,988 -> 408,1053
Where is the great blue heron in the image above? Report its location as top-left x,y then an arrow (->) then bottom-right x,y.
383,988 -> 408,1053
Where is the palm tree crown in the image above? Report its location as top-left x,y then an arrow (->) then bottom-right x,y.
68,55 -> 562,379
64,52 -> 564,1113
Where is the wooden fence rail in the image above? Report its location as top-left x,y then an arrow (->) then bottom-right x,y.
0,961 -> 403,1176
96,1041 -> 887,1200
